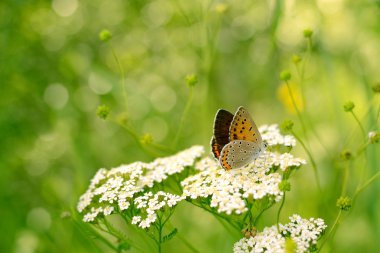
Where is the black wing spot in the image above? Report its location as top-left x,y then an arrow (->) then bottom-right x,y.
240,130 -> 243,133
242,127 -> 245,130
249,126 -> 252,131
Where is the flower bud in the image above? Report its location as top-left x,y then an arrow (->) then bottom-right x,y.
185,74 -> 198,87
303,29 -> 313,38
343,101 -> 355,112
280,71 -> 291,81
340,149 -> 353,161
368,131 -> 380,144
99,29 -> 112,42
96,105 -> 110,120
141,133 -> 153,145
336,196 -> 352,211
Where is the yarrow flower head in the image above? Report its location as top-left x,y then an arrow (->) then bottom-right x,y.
77,146 -> 204,222
181,124 -> 305,215
233,215 -> 327,253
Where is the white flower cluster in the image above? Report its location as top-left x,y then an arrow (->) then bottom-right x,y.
182,152 -> 304,215
77,146 -> 204,222
281,214 -> 327,252
233,215 -> 327,253
181,125 -> 305,215
132,191 -> 184,229
259,124 -> 296,147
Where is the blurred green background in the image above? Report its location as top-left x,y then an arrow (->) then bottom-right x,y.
1,0 -> 379,252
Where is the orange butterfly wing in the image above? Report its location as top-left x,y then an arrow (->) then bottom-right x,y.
229,106 -> 262,143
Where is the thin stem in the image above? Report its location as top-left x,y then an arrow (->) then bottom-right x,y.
74,220 -> 117,252
291,130 -> 321,192
176,233 -> 200,253
110,117 -> 159,157
341,162 -> 349,196
353,170 -> 380,200
109,45 -> 128,114
253,202 -> 274,226
285,80 -> 308,138
276,192 -> 286,233
172,86 -> 194,148
356,140 -> 370,156
189,201 -> 241,231
317,210 -> 342,253
350,111 -> 366,139
103,218 -> 146,253
157,215 -> 163,253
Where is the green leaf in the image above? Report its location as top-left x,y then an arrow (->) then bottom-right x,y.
162,228 -> 178,243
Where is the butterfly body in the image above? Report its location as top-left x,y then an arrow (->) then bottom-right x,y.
211,106 -> 266,170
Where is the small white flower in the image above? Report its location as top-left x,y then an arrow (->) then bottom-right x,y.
77,146 -> 204,222
233,215 -> 327,253
132,191 -> 184,228
259,124 -> 296,147
103,206 -> 114,215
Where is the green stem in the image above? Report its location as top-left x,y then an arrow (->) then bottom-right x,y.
291,130 -> 321,192
111,117 -> 159,157
253,202 -> 274,226
189,201 -> 241,231
341,162 -> 349,196
176,233 -> 200,253
172,86 -> 194,148
73,220 -> 116,252
109,45 -> 128,114
285,80 -> 308,138
103,218 -> 146,253
353,170 -> 380,200
317,210 -> 342,253
157,215 -> 163,253
276,192 -> 286,233
350,111 -> 366,139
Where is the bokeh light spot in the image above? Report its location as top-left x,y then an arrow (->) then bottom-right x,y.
52,0 -> 78,17
43,83 -> 69,109
27,207 -> 52,231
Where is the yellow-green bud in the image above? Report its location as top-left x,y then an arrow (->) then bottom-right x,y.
96,105 -> 110,119
185,74 -> 198,87
343,101 -> 355,112
303,29 -> 313,38
280,71 -> 291,81
336,196 -> 352,211
141,133 -> 153,145
99,29 -> 112,42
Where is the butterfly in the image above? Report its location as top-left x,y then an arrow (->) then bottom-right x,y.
211,106 -> 267,170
